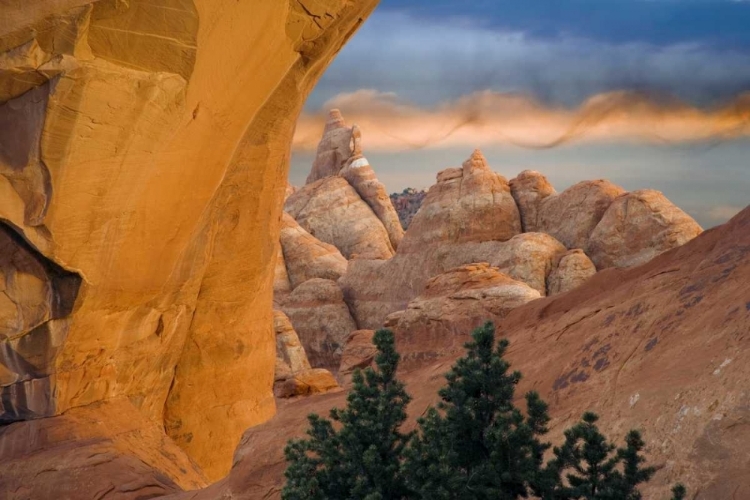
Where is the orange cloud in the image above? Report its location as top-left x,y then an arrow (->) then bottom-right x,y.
293,89 -> 750,152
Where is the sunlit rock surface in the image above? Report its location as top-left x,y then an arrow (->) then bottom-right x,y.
0,0 -> 378,485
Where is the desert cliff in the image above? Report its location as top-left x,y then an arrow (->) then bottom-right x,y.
0,0 -> 379,490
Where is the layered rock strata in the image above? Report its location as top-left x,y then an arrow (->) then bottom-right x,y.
0,0 -> 379,483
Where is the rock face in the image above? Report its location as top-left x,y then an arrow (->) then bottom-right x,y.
338,329 -> 377,384
285,176 -> 395,259
341,150 -> 524,328
0,0 -> 378,484
306,109 -> 354,184
275,369 -> 340,399
510,170 -> 557,232
538,180 -> 626,249
398,150 -> 521,253
587,190 -> 703,269
341,158 -> 405,251
273,310 -> 339,399
438,232 -> 567,296
181,206 -> 750,500
385,263 -> 541,370
273,310 -> 311,382
281,279 -> 358,373
0,400 -> 207,498
279,212 -> 348,290
547,249 -> 597,295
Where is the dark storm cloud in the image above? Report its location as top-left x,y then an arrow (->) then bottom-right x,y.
307,9 -> 750,109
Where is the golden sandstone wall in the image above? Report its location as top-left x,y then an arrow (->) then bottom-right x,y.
0,0 -> 378,481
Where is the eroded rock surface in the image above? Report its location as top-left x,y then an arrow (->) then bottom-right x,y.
279,212 -> 348,290
273,310 -> 311,383
386,263 -> 541,369
341,158 -> 405,251
0,0 -> 378,484
185,206 -> 750,500
338,329 -> 377,385
538,179 -> 626,250
547,249 -> 597,295
510,170 -> 556,232
281,278 -> 358,373
340,150 -> 526,328
285,176 -> 394,259
587,190 -> 703,269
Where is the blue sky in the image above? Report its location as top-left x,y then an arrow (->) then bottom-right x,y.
292,0 -> 750,227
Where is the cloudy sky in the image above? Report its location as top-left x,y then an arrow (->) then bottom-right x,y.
290,0 -> 750,228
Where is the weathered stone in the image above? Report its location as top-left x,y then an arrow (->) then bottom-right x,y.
399,149 -> 521,253
285,176 -> 394,259
587,190 -> 703,269
0,400 -> 207,498
306,109 -> 353,184
341,158 -> 404,251
388,263 -> 541,369
273,244 -> 292,306
273,310 -> 311,383
538,180 -> 626,249
275,368 -> 340,399
282,279 -> 358,373
439,232 -> 567,295
338,329 -> 377,385
509,170 -> 556,232
187,206 -> 750,500
279,212 -> 348,290
0,0 -> 378,482
547,249 -> 597,295
341,150 -> 523,328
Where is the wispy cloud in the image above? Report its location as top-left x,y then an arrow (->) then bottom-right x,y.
294,89 -> 750,152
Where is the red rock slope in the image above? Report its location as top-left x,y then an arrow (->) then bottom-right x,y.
183,204 -> 750,500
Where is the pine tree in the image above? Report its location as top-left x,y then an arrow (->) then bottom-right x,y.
282,329 -> 413,500
404,321 -> 552,499
545,412 -> 656,500
670,484 -> 687,500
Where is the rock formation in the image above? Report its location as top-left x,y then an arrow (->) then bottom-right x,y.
398,150 -> 521,253
340,150 -> 528,328
274,310 -> 339,399
274,310 -> 311,382
385,263 -> 541,370
285,176 -> 395,259
509,170 -> 557,232
287,111 -> 405,260
438,232 -> 567,296
275,368 -> 341,399
341,158 -> 405,251
538,179 -> 626,249
279,212 -> 348,290
338,329 -> 377,385
587,189 -> 703,269
547,249 -> 597,295
306,109 -> 354,184
281,278 -> 358,373
183,205 -> 750,500
0,0 -> 378,484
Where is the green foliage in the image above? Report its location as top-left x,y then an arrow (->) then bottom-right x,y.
404,321 -> 552,499
282,329 -> 413,500
544,412 -> 655,500
282,322 -> 685,500
670,484 -> 687,500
